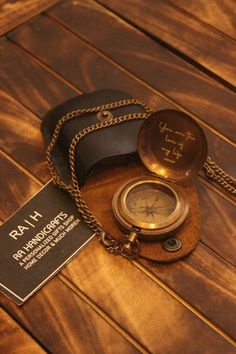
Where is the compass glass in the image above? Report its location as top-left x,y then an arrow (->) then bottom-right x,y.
125,182 -> 176,224
112,177 -> 189,239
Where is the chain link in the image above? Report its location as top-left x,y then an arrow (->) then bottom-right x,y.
46,99 -> 236,257
46,98 -> 152,256
100,231 -> 124,255
203,157 -> 236,195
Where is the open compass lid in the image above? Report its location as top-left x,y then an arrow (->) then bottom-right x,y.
137,110 -> 208,181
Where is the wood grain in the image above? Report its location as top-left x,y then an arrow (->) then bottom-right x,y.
196,179 -> 236,265
46,0 -> 236,142
1,279 -> 141,354
0,308 -> 46,354
0,38 -> 77,117
61,238 -> 236,353
170,0 -> 236,40
0,89 -> 49,182
141,240 -> 236,341
96,0 -> 236,88
0,0 -> 59,35
0,155 -> 39,220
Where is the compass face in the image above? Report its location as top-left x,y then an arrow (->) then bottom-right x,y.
126,183 -> 176,224
112,177 -> 189,240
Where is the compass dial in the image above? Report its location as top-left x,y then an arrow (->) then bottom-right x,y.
126,184 -> 176,224
112,177 -> 189,240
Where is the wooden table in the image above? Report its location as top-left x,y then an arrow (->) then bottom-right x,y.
1,1 -> 236,353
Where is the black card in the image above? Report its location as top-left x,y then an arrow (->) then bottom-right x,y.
0,181 -> 95,305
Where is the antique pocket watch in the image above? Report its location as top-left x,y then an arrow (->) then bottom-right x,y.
112,110 -> 207,256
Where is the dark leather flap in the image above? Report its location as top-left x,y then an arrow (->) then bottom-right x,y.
41,89 -> 145,184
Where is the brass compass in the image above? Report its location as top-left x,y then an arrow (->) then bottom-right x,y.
113,177 -> 189,240
112,110 -> 207,255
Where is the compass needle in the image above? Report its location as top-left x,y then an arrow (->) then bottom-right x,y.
113,175 -> 189,242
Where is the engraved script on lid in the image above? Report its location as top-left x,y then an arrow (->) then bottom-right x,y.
137,110 -> 208,181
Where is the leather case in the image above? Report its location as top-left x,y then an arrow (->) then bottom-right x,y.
41,89 -> 145,184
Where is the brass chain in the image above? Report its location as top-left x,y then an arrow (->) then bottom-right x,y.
46,98 -> 152,256
46,99 -> 236,257
203,157 -> 236,195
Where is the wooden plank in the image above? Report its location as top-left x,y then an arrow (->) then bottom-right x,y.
0,156 -> 235,352
44,0 -> 236,142
0,155 -> 39,220
95,0 -> 236,88
61,238 -> 236,353
196,179 -> 236,265
141,241 -> 236,340
0,26 -> 234,333
0,89 -> 49,183
0,308 -> 46,354
0,0 -> 59,35
170,0 -> 236,40
1,280 -> 141,354
0,37 -> 76,117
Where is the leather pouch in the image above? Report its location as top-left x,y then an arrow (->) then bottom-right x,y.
41,89 -> 145,184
